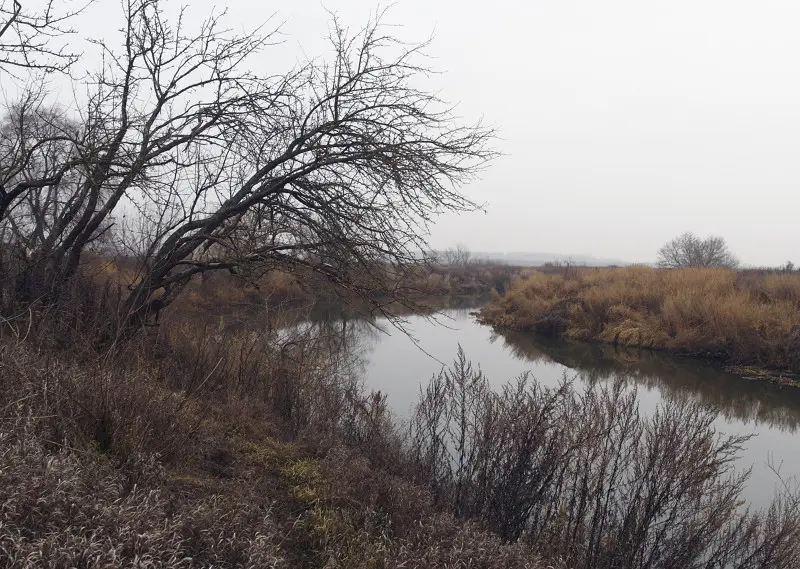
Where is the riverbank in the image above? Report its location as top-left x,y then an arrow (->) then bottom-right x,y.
4,278 -> 800,567
479,266 -> 800,373
0,312 -> 554,568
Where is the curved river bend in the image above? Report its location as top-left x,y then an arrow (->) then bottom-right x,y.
352,307 -> 800,510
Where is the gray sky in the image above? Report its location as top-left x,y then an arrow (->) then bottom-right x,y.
73,0 -> 800,265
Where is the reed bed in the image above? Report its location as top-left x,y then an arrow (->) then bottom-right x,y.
481,267 -> 800,370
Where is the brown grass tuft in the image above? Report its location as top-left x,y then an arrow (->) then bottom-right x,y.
0,426 -> 287,569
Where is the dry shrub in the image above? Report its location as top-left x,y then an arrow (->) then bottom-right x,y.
408,348 -> 800,569
0,268 -> 125,352
388,262 -> 520,298
424,271 -> 450,293
4,264 -> 550,568
481,267 -> 800,370
0,339 -> 200,464
156,313 -> 394,454
0,427 -> 286,569
282,447 -> 558,569
0,318 -> 408,567
18,262 -> 800,568
177,269 -> 310,313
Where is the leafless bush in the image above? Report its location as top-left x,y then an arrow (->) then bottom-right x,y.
409,347 -> 800,569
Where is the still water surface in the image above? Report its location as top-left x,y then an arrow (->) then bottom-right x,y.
356,307 -> 800,509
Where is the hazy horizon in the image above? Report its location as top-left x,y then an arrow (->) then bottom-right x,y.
60,0 -> 800,267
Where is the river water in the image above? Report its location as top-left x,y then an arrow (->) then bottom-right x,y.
353,306 -> 800,510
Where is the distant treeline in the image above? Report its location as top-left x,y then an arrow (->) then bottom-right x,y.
78,254 -> 524,319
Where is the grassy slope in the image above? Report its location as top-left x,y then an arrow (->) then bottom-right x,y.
0,320 -> 552,569
480,266 -> 800,371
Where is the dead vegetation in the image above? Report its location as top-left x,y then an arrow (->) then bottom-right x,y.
0,286 -> 558,568
0,432 -> 288,569
409,347 -> 800,569
480,266 -> 800,371
4,290 -> 800,567
4,1 -> 791,565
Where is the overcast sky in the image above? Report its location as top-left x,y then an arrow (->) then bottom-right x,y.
71,0 -> 800,265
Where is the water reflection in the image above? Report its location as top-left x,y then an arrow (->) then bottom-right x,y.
497,331 -> 800,433
303,305 -> 800,435
277,304 -> 800,510
349,307 -> 800,508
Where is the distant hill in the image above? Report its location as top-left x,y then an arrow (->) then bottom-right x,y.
472,252 -> 631,267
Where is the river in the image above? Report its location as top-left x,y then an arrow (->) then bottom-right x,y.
353,306 -> 800,510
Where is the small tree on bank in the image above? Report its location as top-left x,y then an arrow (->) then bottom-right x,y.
657,232 -> 739,269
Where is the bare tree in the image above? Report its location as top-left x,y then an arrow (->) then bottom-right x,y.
442,243 -> 472,267
0,0 -> 86,77
0,0 -> 495,337
657,232 -> 739,269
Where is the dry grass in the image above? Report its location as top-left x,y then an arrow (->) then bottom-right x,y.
0,309 -> 555,568
0,340 -> 201,464
0,334 -> 292,568
0,429 -> 288,569
175,269 -> 311,314
481,266 -> 800,370
8,263 -> 800,567
280,447 -> 557,569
